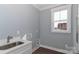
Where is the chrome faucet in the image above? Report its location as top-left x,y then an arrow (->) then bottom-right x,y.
7,35 -> 13,43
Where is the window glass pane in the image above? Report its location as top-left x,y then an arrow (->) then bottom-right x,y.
60,10 -> 67,20
54,22 -> 59,29
54,21 -> 67,30
54,11 -> 60,21
51,5 -> 71,32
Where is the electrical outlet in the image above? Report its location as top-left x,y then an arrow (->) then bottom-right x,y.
37,41 -> 39,44
36,40 -> 40,45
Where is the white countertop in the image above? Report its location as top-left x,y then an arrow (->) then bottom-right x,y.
0,37 -> 32,54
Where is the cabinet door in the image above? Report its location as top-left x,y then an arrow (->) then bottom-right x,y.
7,43 -> 32,54
22,48 -> 32,54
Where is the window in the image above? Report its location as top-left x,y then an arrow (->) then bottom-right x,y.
51,5 -> 71,33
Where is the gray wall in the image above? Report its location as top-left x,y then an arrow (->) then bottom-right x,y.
0,4 -> 40,48
0,4 -> 77,50
40,5 -> 76,50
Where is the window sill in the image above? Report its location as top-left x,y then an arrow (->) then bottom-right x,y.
51,30 -> 71,33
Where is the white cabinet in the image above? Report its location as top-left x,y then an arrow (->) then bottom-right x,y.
7,41 -> 32,54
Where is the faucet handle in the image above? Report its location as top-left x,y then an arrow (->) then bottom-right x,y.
7,35 -> 13,40
7,35 -> 13,43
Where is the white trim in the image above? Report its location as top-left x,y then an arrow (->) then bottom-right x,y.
33,4 -> 71,11
40,44 -> 73,54
32,5 -> 41,11
51,5 -> 71,33
39,4 -> 65,11
33,4 -> 66,11
32,47 -> 39,52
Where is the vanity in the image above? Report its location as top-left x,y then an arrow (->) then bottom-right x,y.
0,38 -> 32,54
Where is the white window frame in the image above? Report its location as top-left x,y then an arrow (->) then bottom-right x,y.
51,5 -> 71,33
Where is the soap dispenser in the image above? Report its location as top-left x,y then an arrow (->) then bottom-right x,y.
22,34 -> 28,40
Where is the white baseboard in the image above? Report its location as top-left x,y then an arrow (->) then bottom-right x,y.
32,47 -> 39,52
40,45 -> 72,54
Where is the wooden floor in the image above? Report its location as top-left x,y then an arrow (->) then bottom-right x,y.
32,47 -> 64,54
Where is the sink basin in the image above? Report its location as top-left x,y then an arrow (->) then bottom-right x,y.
0,41 -> 24,50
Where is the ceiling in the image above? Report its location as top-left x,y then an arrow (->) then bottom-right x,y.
33,4 -> 62,11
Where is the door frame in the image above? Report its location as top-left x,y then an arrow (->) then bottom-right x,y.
72,4 -> 78,53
